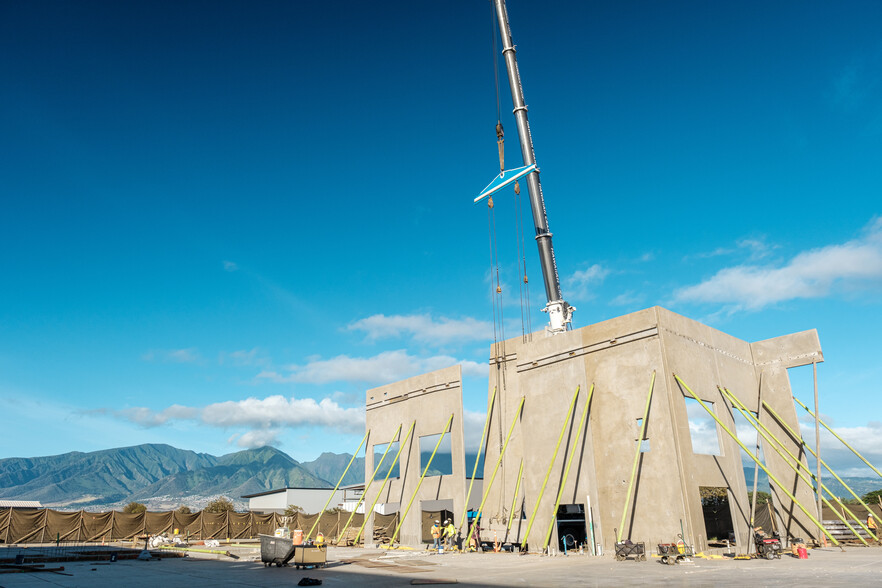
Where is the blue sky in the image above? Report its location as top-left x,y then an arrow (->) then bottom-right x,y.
1,1 -> 881,478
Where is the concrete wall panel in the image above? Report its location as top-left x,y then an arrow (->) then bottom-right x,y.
362,366 -> 466,547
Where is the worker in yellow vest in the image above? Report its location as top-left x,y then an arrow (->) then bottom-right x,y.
431,520 -> 442,551
316,532 -> 325,547
444,519 -> 456,551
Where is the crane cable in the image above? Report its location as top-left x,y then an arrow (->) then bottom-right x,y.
488,1 -> 505,363
488,3 -> 507,506
489,0 -> 530,343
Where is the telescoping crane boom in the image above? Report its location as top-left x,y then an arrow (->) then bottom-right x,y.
477,0 -> 575,334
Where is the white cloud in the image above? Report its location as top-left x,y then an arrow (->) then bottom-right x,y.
141,348 -> 201,364
219,348 -> 269,367
118,404 -> 199,427
201,396 -> 363,432
610,291 -> 644,307
797,420 -> 882,477
463,409 -> 487,453
675,218 -> 882,311
223,260 -> 239,272
348,314 -> 492,344
565,264 -> 610,300
687,237 -> 775,262
230,429 -> 282,448
115,394 -> 364,438
257,350 -> 483,385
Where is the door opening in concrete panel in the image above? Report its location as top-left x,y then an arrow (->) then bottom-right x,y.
419,434 -> 453,476
373,442 -> 400,479
421,501 -> 454,546
555,503 -> 587,552
684,397 -> 722,455
700,487 -> 735,543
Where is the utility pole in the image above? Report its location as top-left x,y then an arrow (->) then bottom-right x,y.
493,0 -> 574,334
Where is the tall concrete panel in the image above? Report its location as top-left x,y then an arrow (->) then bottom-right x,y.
362,366 -> 466,547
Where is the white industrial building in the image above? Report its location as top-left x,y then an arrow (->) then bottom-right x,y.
242,487 -> 346,515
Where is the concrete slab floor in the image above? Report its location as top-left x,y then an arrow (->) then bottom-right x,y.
0,546 -> 880,587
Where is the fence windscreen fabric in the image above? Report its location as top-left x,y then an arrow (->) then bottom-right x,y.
0,508 -> 378,544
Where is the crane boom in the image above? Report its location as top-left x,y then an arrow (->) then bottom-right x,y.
493,0 -> 574,334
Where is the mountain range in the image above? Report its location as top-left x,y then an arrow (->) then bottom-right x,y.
0,444 -> 363,511
1,443 -> 878,512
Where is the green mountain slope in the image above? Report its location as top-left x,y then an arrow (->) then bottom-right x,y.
129,446 -> 332,500
299,452 -> 364,487
0,444 -> 217,506
0,444 -> 379,508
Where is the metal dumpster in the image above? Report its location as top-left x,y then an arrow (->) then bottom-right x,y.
292,545 -> 327,570
260,534 -> 297,567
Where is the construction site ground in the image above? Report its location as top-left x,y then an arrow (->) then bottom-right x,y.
1,543 -> 880,587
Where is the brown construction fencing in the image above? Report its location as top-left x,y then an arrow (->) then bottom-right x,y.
0,508 -> 401,545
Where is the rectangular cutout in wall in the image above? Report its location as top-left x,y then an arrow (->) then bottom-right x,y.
732,409 -> 765,463
419,434 -> 453,476
684,397 -> 722,455
372,442 -> 400,480
636,418 -> 650,453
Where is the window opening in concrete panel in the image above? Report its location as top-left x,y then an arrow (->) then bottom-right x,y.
373,442 -> 400,479
732,409 -> 765,463
464,418 -> 487,475
699,487 -> 734,543
684,397 -> 722,455
787,364 -> 821,474
636,418 -> 650,453
419,434 -> 453,476
731,409 -> 771,493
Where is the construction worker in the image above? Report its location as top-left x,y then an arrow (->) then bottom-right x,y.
444,519 -> 456,551
315,532 -> 325,547
868,513 -> 877,534
431,520 -> 442,551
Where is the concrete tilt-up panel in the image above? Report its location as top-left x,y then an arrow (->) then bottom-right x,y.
362,365 -> 466,547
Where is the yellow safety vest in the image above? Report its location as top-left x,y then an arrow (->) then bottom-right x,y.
431,525 -> 441,539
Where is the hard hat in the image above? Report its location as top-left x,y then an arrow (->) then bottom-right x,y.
435,520 -> 440,523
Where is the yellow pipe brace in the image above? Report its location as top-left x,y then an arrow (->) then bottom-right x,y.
390,413 -> 455,545
460,387 -> 497,531
544,383 -> 595,550
763,400 -> 881,531
507,459 -> 524,532
720,388 -> 868,545
337,424 -> 402,544
673,375 -> 839,546
355,421 -> 416,544
618,373 -> 655,542
307,429 -> 369,540
792,395 -> 882,480
726,389 -> 874,542
522,385 -> 581,549
465,396 -> 525,548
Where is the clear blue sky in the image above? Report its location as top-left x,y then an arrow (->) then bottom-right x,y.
1,1 -> 880,477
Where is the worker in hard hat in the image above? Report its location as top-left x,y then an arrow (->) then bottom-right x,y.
444,519 -> 456,551
431,520 -> 442,551
315,532 -> 325,547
